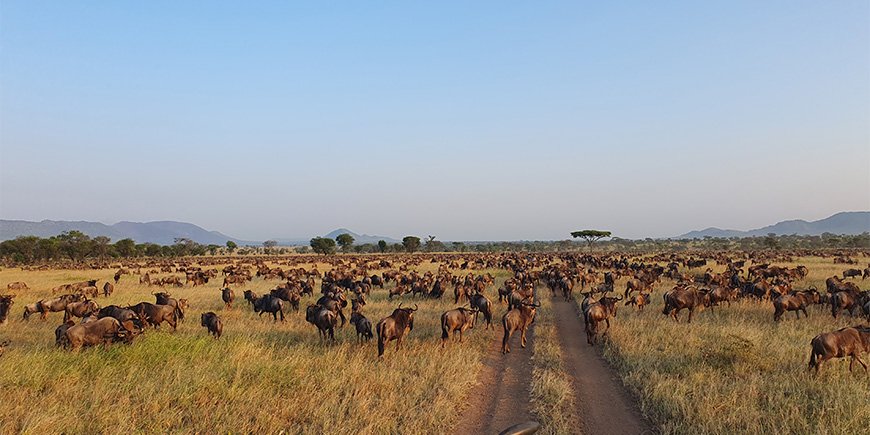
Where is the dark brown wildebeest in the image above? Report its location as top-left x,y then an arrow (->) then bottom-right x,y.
773,289 -> 820,321
306,304 -> 338,342
469,292 -> 494,330
370,274 -> 384,288
37,294 -> 84,320
316,292 -> 347,327
843,269 -> 862,279
441,307 -> 477,348
349,310 -> 373,343
113,272 -> 122,284
389,284 -> 409,299
559,276 -> 575,301
62,317 -> 133,351
103,282 -> 114,297
221,287 -> 235,309
153,292 -> 186,322
624,292 -> 650,311
376,304 -> 418,358
129,302 -> 178,330
63,299 -> 99,323
97,305 -> 143,332
863,267 -> 870,280
201,312 -> 222,339
708,286 -> 739,310
808,325 -> 870,373
453,283 -> 472,304
830,287 -> 865,319
0,294 -> 14,325
140,273 -> 151,286
270,286 -> 301,312
79,286 -> 99,299
55,320 -> 75,346
22,302 -> 40,321
502,299 -> 538,354
584,295 -> 621,345
243,290 -> 285,322
662,286 -> 710,323
6,282 -> 28,291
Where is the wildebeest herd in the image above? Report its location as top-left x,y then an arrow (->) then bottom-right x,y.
1,251 -> 868,373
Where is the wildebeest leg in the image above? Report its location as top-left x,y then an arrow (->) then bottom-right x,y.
396,336 -> 403,351
459,329 -> 464,343
604,318 -> 611,333
687,308 -> 694,323
855,354 -> 868,371
338,310 -> 345,327
520,327 -> 527,348
503,330 -> 512,353
279,308 -> 285,323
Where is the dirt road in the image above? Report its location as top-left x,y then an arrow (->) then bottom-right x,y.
451,325 -> 535,435
551,297 -> 653,434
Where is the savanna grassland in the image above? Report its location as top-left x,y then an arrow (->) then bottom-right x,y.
0,258 -> 513,434
583,256 -> 870,435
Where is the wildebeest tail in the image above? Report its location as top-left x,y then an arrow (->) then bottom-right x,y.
376,322 -> 385,357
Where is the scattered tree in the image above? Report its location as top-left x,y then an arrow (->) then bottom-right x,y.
570,230 -> 612,248
310,237 -> 337,255
226,240 -> 238,252
402,236 -> 421,253
335,233 -> 355,252
263,240 -> 278,252
377,240 -> 387,252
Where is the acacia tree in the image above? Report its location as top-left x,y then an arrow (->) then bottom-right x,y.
310,237 -> 336,255
402,236 -> 421,253
570,230 -> 612,248
377,240 -> 387,252
335,233 -> 355,252
226,240 -> 238,253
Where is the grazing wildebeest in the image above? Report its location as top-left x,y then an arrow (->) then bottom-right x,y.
37,294 -> 84,320
128,302 -> 178,330
221,287 -> 235,309
63,299 -> 99,323
102,282 -> 114,297
469,292 -> 494,330
22,302 -> 40,321
843,268 -> 862,279
201,312 -> 223,339
0,294 -> 14,325
6,282 -> 28,291
502,299 -> 538,354
584,295 -> 621,345
349,310 -> 373,343
773,289 -> 819,321
243,290 -> 286,322
306,304 -> 338,342
441,307 -> 477,347
316,292 -> 347,327
62,317 -> 133,351
376,304 -> 417,358
153,292 -> 186,322
662,286 -> 710,323
624,292 -> 650,311
708,286 -> 739,310
55,320 -> 75,347
97,305 -> 143,332
808,325 -> 870,373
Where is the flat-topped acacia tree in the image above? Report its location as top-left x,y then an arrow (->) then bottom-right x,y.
571,230 -> 612,248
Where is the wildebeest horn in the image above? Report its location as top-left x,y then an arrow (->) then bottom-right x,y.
398,302 -> 403,309
412,304 -> 418,312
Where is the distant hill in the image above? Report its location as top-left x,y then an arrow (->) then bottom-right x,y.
323,228 -> 401,245
0,219 -> 258,246
677,212 -> 870,239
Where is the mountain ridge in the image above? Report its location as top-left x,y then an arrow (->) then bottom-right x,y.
677,211 -> 870,239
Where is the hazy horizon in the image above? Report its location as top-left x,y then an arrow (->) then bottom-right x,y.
2,2 -> 869,241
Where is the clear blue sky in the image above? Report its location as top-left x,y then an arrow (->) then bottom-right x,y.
1,1 -> 868,241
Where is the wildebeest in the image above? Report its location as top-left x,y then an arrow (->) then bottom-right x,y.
306,304 -> 338,342
97,305 -> 143,332
662,286 -> 710,323
808,325 -> 870,373
55,320 -> 75,346
773,289 -> 819,321
243,290 -> 285,322
584,295 -> 621,345
469,292 -> 494,330
6,282 -> 28,291
502,299 -> 538,354
316,292 -> 347,327
221,287 -> 235,309
102,282 -> 114,297
63,299 -> 100,323
376,304 -> 417,358
270,286 -> 301,312
128,302 -> 178,330
153,292 -> 186,322
0,294 -> 14,325
707,286 -> 739,310
37,294 -> 84,320
201,312 -> 223,339
22,302 -> 40,321
830,287 -> 865,319
62,317 -> 133,351
441,307 -> 477,348
349,310 -> 373,343
624,292 -> 650,311
842,268 -> 862,279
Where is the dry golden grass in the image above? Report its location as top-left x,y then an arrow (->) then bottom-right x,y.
0,261 -> 511,434
529,295 -> 578,434
583,256 -> 870,435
